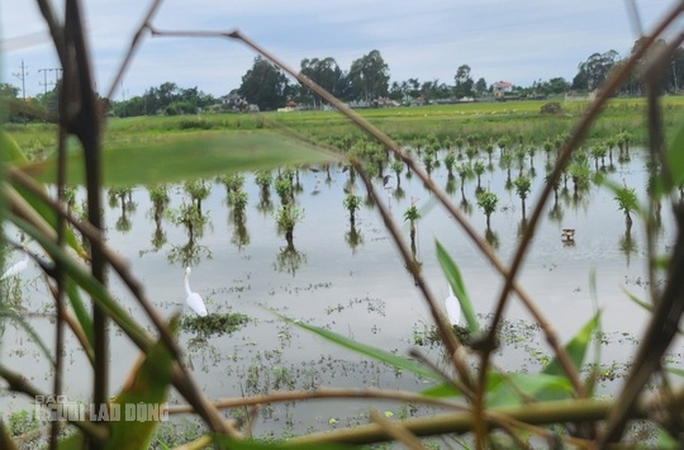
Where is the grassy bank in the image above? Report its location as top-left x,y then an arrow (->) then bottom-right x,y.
6,96 -> 684,160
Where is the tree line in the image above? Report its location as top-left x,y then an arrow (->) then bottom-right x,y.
2,37 -> 683,120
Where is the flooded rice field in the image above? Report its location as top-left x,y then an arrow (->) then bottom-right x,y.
1,146 -> 680,437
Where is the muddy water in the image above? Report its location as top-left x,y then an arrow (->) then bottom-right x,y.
1,148 -> 679,437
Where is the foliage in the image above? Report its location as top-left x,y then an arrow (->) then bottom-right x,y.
181,311 -> 251,338
342,194 -> 362,218
348,50 -> 390,102
513,175 -> 531,201
476,191 -> 498,226
238,56 -> 290,111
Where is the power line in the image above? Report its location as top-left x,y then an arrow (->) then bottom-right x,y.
38,67 -> 62,97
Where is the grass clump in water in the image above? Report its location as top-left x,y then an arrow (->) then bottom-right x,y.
180,311 -> 251,337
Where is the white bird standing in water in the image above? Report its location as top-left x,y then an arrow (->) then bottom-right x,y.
184,267 -> 207,317
445,282 -> 461,326
1,250 -> 29,281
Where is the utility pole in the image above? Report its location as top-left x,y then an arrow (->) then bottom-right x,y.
38,68 -> 62,96
38,68 -> 50,98
12,60 -> 28,101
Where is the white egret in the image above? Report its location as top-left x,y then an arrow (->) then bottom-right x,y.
1,250 -> 29,281
184,267 -> 208,317
445,283 -> 461,326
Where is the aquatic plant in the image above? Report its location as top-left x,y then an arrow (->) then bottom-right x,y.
476,191 -> 498,229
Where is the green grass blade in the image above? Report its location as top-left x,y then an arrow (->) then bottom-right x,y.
0,130 -> 27,164
659,115 -> 684,196
105,319 -> 178,450
7,184 -> 85,258
212,435 -> 354,449
65,277 -> 94,350
620,285 -> 652,312
420,382 -> 461,398
0,309 -> 54,366
542,311 -> 601,377
6,214 -> 152,352
486,372 -> 573,407
435,240 -> 480,333
22,131 -> 337,187
272,310 -> 441,381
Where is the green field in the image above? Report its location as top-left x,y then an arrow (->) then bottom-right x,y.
6,96 -> 684,161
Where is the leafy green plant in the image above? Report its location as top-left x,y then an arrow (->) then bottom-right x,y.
343,193 -> 362,226
614,184 -> 638,228
476,191 -> 498,229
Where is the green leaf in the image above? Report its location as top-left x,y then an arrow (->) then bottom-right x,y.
486,372 -> 573,407
22,131 -> 337,187
661,115 -> 684,195
272,311 -> 441,381
64,278 -> 95,359
105,319 -> 178,450
620,285 -> 652,312
0,308 -> 54,366
664,367 -> 684,378
0,130 -> 27,164
6,214 -> 152,352
421,382 -> 461,398
542,311 -> 601,377
0,419 -> 19,450
211,435 -> 354,449
435,240 -> 480,333
6,183 -> 86,259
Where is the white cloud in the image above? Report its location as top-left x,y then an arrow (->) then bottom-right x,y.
0,0 -> 676,98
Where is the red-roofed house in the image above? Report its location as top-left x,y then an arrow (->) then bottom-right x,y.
492,81 -> 513,96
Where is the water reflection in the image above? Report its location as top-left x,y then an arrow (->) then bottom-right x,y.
147,185 -> 170,252
108,186 -> 136,233
168,202 -> 211,267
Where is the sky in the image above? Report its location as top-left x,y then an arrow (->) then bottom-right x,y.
0,0 -> 680,101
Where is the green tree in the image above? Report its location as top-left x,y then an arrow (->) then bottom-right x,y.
299,57 -> 344,107
475,77 -> 488,94
572,50 -> 620,90
454,64 -> 474,98
239,56 -> 290,111
348,50 -> 390,102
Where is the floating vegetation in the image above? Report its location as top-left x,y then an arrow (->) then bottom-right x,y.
180,311 -> 251,338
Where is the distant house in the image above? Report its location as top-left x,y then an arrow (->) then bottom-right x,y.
492,81 -> 513,96
217,91 -> 248,111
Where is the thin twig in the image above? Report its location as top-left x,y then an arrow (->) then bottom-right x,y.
5,168 -> 239,437
105,0 -> 164,100
285,397 -> 622,447
369,409 -> 426,450
147,23 -> 581,391
167,386 -> 466,414
50,124 -> 68,450
0,364 -> 109,442
479,3 -> 684,421
352,160 -> 474,394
